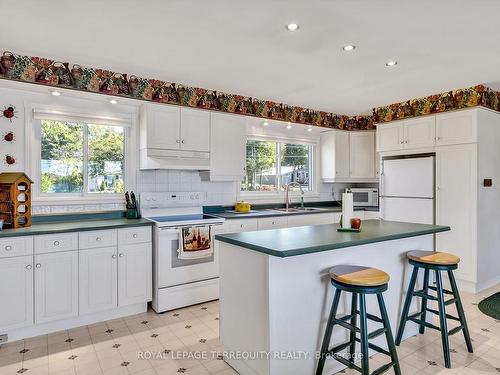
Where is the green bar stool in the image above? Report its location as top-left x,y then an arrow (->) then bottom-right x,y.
316,265 -> 401,375
395,251 -> 473,368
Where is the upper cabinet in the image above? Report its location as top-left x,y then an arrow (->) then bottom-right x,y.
140,104 -> 211,170
321,130 -> 376,182
200,112 -> 247,182
376,110 -> 478,153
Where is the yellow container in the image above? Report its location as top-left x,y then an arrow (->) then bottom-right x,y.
234,201 -> 251,213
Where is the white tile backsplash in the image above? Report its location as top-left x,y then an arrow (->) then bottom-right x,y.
137,170 -> 238,206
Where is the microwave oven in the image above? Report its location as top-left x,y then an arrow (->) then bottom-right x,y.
350,188 -> 379,207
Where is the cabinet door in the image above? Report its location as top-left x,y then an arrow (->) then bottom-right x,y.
34,251 -> 78,324
364,211 -> 380,220
287,213 -> 337,227
376,121 -> 403,152
146,104 -> 181,150
227,219 -> 258,233
436,145 -> 477,281
335,131 -> 350,178
180,107 -> 210,152
209,113 -> 246,180
0,256 -> 33,331
349,132 -> 375,178
436,110 -> 477,146
404,116 -> 435,149
257,216 -> 288,230
79,247 -> 118,315
118,243 -> 152,306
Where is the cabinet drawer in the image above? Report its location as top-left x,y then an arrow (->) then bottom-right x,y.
257,216 -> 288,230
35,233 -> 78,254
79,230 -> 117,249
117,226 -> 152,245
0,236 -> 33,258
227,219 -> 258,233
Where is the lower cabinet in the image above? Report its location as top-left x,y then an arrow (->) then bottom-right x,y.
0,256 -> 33,330
287,212 -> 339,227
257,216 -> 288,230
34,251 -> 78,324
118,243 -> 152,306
79,246 -> 118,315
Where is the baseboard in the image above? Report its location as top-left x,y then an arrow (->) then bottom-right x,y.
450,275 -> 500,294
2,303 -> 147,343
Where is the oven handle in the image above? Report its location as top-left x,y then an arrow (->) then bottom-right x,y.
158,223 -> 223,231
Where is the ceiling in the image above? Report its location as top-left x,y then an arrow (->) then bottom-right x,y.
2,0 -> 500,115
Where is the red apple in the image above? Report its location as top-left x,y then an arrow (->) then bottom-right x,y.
351,218 -> 362,230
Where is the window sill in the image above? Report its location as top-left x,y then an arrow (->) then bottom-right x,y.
238,191 -> 321,202
32,196 -> 125,206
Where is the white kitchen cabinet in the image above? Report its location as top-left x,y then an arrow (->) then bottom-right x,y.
117,226 -> 152,245
364,211 -> 380,220
226,219 -> 259,233
79,230 -> 117,250
118,243 -> 152,306
436,144 -> 477,282
0,255 -> 33,331
79,246 -> 118,315
353,210 -> 365,220
321,130 -> 376,182
142,104 -> 181,151
376,121 -> 404,152
35,233 -> 78,254
34,251 -> 78,324
200,112 -> 247,181
257,216 -> 288,230
180,107 -> 210,152
349,132 -> 375,178
436,110 -> 477,146
0,236 -> 33,258
404,116 -> 436,149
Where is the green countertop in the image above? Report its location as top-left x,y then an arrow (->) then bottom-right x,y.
0,218 -> 153,238
215,220 -> 450,257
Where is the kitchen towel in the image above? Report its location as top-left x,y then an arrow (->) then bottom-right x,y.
342,192 -> 354,229
178,225 -> 213,259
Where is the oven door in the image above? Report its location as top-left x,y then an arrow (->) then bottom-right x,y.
154,225 -> 221,288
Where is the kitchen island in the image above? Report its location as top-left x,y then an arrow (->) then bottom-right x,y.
215,220 -> 450,375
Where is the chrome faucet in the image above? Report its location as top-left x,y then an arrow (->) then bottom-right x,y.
285,182 -> 305,210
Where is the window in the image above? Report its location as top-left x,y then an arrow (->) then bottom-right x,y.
242,139 -> 313,193
39,119 -> 125,195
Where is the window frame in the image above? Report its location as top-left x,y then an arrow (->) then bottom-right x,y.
240,135 -> 319,199
27,104 -> 136,204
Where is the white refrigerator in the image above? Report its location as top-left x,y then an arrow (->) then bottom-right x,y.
380,156 -> 435,225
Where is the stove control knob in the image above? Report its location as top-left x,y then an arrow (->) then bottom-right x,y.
196,194 -> 200,199
146,197 -> 151,201
152,197 -> 157,201
190,194 -> 194,200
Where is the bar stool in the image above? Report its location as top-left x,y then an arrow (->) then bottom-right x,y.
395,251 -> 473,368
316,265 -> 401,375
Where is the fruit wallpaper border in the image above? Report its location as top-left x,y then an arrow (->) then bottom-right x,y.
372,84 -> 500,123
1,50 -> 500,129
0,50 -> 373,131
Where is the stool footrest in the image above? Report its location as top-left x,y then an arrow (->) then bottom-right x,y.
372,361 -> 397,375
332,354 -> 362,373
368,327 -> 388,340
413,290 -> 437,301
354,337 -> 391,357
354,310 -> 384,323
327,340 -> 352,355
448,325 -> 465,336
407,314 -> 440,331
426,308 -> 460,322
332,318 -> 360,333
428,285 -> 453,295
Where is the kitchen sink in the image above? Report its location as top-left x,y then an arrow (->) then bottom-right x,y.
270,207 -> 325,213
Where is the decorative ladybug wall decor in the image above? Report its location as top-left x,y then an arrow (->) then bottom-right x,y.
2,105 -> 17,121
5,155 -> 16,165
3,131 -> 14,142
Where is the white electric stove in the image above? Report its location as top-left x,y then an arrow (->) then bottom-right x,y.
140,192 -> 225,312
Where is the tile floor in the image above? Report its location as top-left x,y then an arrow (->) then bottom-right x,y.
0,284 -> 499,375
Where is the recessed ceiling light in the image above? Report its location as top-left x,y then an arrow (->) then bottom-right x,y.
286,122 -> 292,129
385,60 -> 398,67
307,126 -> 313,132
50,89 -> 61,96
343,45 -> 356,51
109,98 -> 118,104
263,121 -> 269,126
286,23 -> 299,32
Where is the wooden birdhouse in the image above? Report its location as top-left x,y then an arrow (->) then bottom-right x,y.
0,172 -> 33,229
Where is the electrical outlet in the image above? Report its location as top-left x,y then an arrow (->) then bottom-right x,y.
0,334 -> 8,344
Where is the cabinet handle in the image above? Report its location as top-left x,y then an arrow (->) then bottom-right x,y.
181,140 -> 185,144
96,237 -> 101,242
5,245 -> 12,251
436,137 -> 441,141
132,234 -> 138,238
119,253 -> 124,257
272,221 -> 276,225
176,139 -> 180,143
26,265 -> 32,270
112,254 -> 117,259
240,224 -> 244,228
53,241 -> 60,246
35,263 -> 41,268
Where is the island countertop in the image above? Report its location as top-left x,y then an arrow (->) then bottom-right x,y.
215,220 -> 450,257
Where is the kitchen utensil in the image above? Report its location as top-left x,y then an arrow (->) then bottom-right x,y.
234,200 -> 251,213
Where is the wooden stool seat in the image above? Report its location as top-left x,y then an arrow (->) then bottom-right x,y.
330,265 -> 390,287
407,250 -> 460,265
